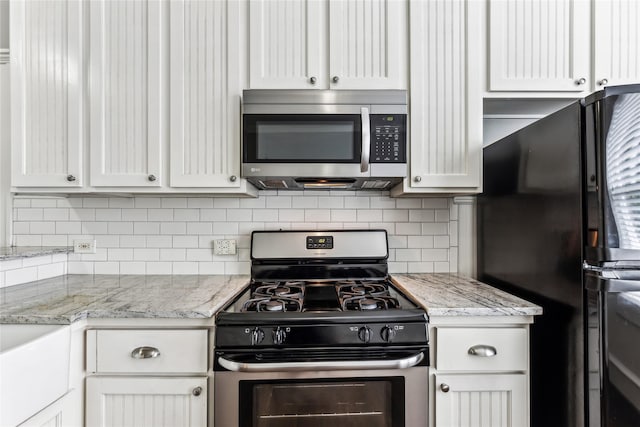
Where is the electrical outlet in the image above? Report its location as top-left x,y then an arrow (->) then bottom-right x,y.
213,239 -> 237,255
74,239 -> 96,254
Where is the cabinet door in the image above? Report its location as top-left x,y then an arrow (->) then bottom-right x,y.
488,0 -> 590,92
435,374 -> 527,427
328,0 -> 407,89
86,377 -> 207,427
407,0 -> 482,190
249,0 -> 326,89
10,0 -> 83,187
88,0 -> 163,187
594,0 -> 640,88
169,0 -> 241,187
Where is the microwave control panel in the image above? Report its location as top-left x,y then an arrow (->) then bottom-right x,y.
370,114 -> 407,163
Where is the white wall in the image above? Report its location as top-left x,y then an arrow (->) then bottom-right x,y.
12,192 -> 468,275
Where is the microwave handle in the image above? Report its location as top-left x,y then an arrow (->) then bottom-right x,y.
360,107 -> 370,173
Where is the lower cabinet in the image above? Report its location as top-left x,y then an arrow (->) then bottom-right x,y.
86,377 -> 207,427
85,328 -> 209,427
430,321 -> 532,427
18,392 -> 72,427
434,373 -> 527,427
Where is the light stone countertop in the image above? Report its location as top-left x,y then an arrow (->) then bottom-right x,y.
0,273 -> 541,325
0,246 -> 73,261
0,274 -> 250,324
391,273 -> 542,316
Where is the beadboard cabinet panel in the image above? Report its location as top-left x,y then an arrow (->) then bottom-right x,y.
170,0 -> 242,187
594,0 -> 640,88
89,0 -> 163,187
10,0 -> 83,187
489,0 -> 590,92
86,377 -> 207,427
405,0 -> 482,191
328,0 -> 407,89
249,0 -> 326,89
435,374 -> 527,427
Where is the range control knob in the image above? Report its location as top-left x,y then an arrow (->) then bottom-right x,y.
272,327 -> 287,345
358,326 -> 372,343
250,327 -> 265,346
380,325 -> 397,343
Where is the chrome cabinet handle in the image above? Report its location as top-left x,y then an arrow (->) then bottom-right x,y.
576,77 -> 586,85
440,383 -> 450,393
66,175 -> 76,182
148,174 -> 157,182
309,76 -> 317,84
414,176 -> 422,183
229,175 -> 237,182
360,107 -> 370,173
192,387 -> 203,397
598,78 -> 609,86
332,76 -> 339,83
468,344 -> 497,357
131,346 -> 161,359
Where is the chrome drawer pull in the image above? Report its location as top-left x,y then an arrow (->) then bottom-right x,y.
131,346 -> 161,359
468,344 -> 497,357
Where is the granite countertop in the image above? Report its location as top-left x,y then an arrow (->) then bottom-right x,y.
0,274 -> 249,324
0,273 -> 541,325
392,273 -> 542,316
0,246 -> 73,261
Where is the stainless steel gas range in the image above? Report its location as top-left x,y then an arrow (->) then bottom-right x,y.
214,230 -> 429,427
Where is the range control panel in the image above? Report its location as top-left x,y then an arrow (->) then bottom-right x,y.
370,114 -> 407,163
306,235 -> 333,249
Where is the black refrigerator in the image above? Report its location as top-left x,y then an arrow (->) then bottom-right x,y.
478,84 -> 640,427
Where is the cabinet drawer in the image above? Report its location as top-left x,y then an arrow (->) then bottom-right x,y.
88,329 -> 208,374
435,328 -> 527,372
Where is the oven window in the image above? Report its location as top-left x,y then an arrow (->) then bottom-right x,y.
243,114 -> 362,163
239,377 -> 404,427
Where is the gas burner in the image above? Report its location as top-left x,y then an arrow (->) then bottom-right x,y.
341,295 -> 401,311
241,296 -> 303,313
337,283 -> 388,298
253,283 -> 304,300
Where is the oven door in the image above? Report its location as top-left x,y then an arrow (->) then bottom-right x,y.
214,355 -> 428,427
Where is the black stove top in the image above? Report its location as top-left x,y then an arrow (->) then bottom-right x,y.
236,279 -> 407,313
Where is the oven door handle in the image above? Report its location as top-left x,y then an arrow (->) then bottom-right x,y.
217,352 -> 424,372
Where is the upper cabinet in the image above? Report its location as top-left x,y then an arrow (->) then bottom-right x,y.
392,0 -> 483,195
248,0 -> 407,90
593,0 -> 640,88
487,0 -> 640,95
11,0 -> 254,195
11,0 -> 84,187
169,0 -> 242,188
88,0 -> 163,187
488,0 -> 590,92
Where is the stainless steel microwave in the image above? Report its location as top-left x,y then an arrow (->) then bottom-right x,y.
241,90 -> 407,190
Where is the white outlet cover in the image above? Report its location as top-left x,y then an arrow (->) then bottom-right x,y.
214,239 -> 237,255
73,239 -> 96,254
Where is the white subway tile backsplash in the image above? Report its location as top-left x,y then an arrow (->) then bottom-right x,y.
5,266 -> 38,286
108,198 -> 135,208
31,199 -> 58,208
22,255 -> 52,267
11,193 -> 461,276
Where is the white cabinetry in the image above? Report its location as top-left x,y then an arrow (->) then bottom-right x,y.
392,0 -> 482,195
593,0 -> 640,88
10,0 -> 84,187
248,0 -> 407,90
169,0 -> 242,188
488,0 -> 640,94
88,0 -> 163,187
430,322 -> 531,427
85,329 -> 208,427
10,0 -> 254,195
18,393 -> 71,427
